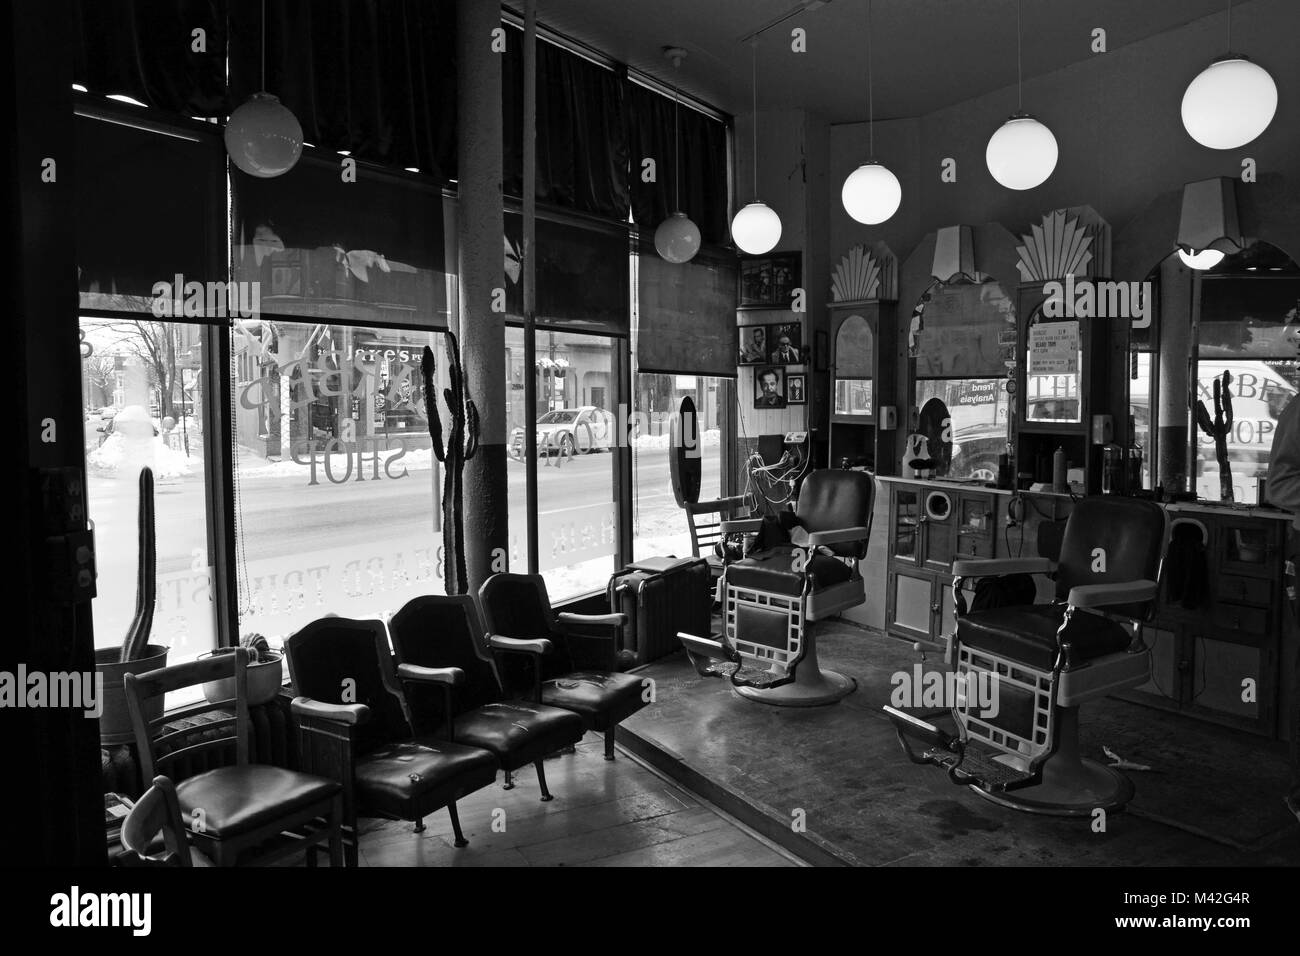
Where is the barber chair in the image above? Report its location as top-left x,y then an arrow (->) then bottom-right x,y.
285,616 -> 500,861
476,576 -> 648,760
676,469 -> 875,706
884,496 -> 1168,815
388,594 -> 587,796
124,648 -> 346,866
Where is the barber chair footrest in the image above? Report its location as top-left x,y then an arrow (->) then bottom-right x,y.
884,706 -> 1038,793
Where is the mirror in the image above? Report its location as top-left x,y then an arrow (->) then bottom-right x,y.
833,314 -> 874,419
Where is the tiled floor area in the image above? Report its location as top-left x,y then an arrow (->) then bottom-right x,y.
353,735 -> 800,867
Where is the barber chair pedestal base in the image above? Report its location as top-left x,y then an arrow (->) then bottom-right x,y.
734,634 -> 857,707
969,707 -> 1135,817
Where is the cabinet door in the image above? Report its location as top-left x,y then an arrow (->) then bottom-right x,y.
888,570 -> 939,643
921,489 -> 955,571
955,494 -> 996,561
891,488 -> 921,567
1219,521 -> 1282,578
1185,634 -> 1273,735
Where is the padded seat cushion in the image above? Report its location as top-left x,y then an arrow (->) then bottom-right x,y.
958,603 -> 1134,671
540,671 -> 647,731
175,765 -> 341,839
728,547 -> 853,596
451,701 -> 584,770
354,740 -> 497,821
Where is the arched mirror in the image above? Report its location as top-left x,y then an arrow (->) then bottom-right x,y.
833,314 -> 874,419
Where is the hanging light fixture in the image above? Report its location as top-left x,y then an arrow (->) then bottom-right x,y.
985,0 -> 1057,191
1181,0 -> 1277,150
655,48 -> 703,264
842,0 -> 901,225
731,41 -> 782,255
225,0 -> 303,178
1176,177 -> 1242,270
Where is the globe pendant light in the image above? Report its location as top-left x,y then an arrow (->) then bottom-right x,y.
986,0 -> 1057,191
841,0 -> 901,225
731,42 -> 782,255
655,49 -> 702,264
1181,2 -> 1277,150
226,0 -> 303,178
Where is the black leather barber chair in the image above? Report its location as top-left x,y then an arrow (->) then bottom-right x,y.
476,575 -> 648,760
285,617 -> 499,861
885,496 -> 1168,815
677,469 -> 875,706
388,594 -> 587,797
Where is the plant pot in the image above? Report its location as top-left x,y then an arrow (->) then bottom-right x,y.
95,645 -> 170,746
199,650 -> 284,707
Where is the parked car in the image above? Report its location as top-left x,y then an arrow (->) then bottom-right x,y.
510,406 -> 615,458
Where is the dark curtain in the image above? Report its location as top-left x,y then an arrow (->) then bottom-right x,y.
227,0 -> 457,180
503,24 -> 630,221
71,0 -> 232,117
635,238 -> 737,376
627,81 -> 730,247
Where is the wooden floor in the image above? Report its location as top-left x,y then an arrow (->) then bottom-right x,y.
353,734 -> 799,867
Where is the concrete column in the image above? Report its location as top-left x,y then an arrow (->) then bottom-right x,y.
456,0 -> 507,590
1157,255 -> 1193,493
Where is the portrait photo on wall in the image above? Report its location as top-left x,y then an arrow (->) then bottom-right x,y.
753,365 -> 787,409
768,322 -> 804,365
786,373 -> 807,405
739,253 -> 802,307
738,325 -> 768,365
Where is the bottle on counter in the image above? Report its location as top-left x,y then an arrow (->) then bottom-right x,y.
1052,446 -> 1068,493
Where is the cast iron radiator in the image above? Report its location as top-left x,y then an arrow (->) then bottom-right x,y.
101,693 -> 300,798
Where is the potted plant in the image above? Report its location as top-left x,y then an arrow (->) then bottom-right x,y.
199,633 -> 285,707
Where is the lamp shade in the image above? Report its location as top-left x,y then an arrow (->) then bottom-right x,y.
225,93 -> 304,178
654,211 -> 702,264
1177,248 -> 1226,270
985,114 -> 1058,190
841,162 -> 902,225
1181,57 -> 1278,150
731,201 -> 782,255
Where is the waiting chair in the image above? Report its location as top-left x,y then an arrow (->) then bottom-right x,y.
284,616 -> 499,861
677,469 -> 875,706
124,648 -> 346,866
119,775 -> 211,867
388,594 -> 587,799
884,496 -> 1168,815
477,575 -> 648,759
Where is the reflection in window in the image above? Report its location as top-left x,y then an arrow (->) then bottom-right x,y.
914,379 -> 1009,482
1130,352 -> 1154,489
80,317 -> 217,662
1025,319 -> 1082,424
231,320 -> 443,640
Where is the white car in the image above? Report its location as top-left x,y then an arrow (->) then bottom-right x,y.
510,406 -> 615,458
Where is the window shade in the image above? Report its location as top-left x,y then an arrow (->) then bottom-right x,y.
635,239 -> 738,377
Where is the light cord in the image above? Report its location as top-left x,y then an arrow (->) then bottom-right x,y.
674,81 -> 681,210
261,0 -> 267,90
1016,0 -> 1023,111
867,0 -> 874,156
751,41 -> 758,198
1227,0 -> 1233,51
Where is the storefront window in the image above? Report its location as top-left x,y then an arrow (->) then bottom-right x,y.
231,319 -> 445,640
80,317 -> 217,662
632,373 -> 729,560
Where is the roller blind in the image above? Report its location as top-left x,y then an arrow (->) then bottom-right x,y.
635,239 -> 738,377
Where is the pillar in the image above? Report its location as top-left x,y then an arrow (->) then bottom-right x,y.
456,0 -> 508,591
1157,255 -> 1193,493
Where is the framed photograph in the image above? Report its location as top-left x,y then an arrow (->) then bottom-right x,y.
739,253 -> 802,307
738,325 -> 768,366
814,330 -> 829,372
786,373 -> 807,406
767,322 -> 804,365
753,365 -> 787,409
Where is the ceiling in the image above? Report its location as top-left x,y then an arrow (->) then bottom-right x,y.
529,0 -> 1255,123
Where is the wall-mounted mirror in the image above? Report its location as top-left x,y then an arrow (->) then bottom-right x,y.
833,314 -> 874,419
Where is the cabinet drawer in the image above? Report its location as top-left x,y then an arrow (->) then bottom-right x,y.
1216,574 -> 1270,607
1210,602 -> 1269,639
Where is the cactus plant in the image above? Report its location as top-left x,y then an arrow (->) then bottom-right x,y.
422,334 -> 481,595
1194,370 -> 1235,503
119,467 -> 156,662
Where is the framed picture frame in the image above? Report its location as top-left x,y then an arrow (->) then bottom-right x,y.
738,325 -> 768,366
753,366 -> 787,409
739,253 -> 802,308
767,322 -> 804,366
786,373 -> 807,405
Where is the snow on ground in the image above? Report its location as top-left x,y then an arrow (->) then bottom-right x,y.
88,434 -> 197,480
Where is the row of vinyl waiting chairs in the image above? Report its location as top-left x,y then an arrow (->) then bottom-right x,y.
121,574 -> 648,867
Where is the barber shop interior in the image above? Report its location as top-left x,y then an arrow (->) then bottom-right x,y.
8,0 -> 1300,896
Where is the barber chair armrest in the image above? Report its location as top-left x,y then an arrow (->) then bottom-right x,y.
395,664 -> 465,686
951,556 -> 1056,578
487,635 -> 554,656
557,611 -> 626,631
720,518 -> 764,534
688,496 -> 748,516
792,525 -> 871,548
291,697 -> 370,726
1066,579 -> 1158,610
